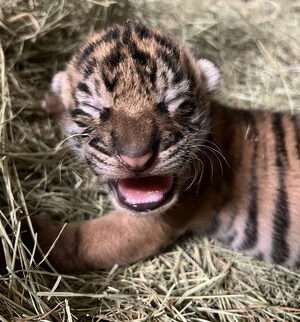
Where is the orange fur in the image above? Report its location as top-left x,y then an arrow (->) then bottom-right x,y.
25,24 -> 299,272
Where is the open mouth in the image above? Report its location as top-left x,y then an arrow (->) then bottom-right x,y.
110,175 -> 174,212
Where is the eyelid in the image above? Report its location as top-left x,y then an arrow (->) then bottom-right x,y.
84,103 -> 101,110
77,102 -> 102,118
84,103 -> 110,114
165,97 -> 185,112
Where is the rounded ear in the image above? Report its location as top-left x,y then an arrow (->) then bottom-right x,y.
42,71 -> 67,116
50,71 -> 67,96
197,59 -> 221,93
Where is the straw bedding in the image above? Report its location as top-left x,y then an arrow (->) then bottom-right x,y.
0,0 -> 299,321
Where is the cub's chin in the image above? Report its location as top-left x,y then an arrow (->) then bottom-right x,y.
109,175 -> 178,216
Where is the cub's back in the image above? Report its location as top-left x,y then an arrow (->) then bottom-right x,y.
189,103 -> 300,266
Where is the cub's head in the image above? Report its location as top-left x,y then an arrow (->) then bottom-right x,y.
44,23 -> 220,216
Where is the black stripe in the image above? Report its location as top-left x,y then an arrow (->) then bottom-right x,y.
110,130 -> 116,149
160,131 -> 184,151
101,69 -> 118,92
179,124 -> 198,133
240,113 -> 258,250
74,120 -> 88,128
77,42 -> 97,67
133,57 -> 157,90
130,41 -> 150,66
272,178 -> 289,263
153,34 -> 180,60
135,64 -> 147,85
122,22 -> 132,46
174,131 -> 184,143
90,151 -> 110,165
161,71 -> 168,88
271,113 -> 290,263
149,60 -> 157,86
135,24 -> 152,39
83,57 -> 97,78
72,92 -> 79,107
77,82 -> 92,96
85,157 -> 100,176
172,70 -> 184,85
103,42 -> 124,70
85,156 -> 100,169
81,102 -> 98,110
291,114 -> 300,159
157,49 -> 177,72
82,127 -> 93,134
102,27 -> 121,42
100,107 -> 111,122
70,109 -> 92,118
77,27 -> 120,66
273,113 -> 288,166
156,102 -> 168,114
89,138 -> 111,156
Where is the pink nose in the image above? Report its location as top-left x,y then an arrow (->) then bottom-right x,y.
119,152 -> 153,170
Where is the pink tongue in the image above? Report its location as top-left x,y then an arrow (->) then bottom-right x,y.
118,175 -> 173,205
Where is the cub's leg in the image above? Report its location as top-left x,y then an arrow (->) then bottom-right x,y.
29,211 -> 181,273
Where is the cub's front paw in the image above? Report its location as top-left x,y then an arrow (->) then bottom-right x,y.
19,212 -> 63,269
29,212 -> 62,253
0,212 -> 60,273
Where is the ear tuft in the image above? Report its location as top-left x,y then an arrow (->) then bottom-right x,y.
197,59 -> 221,93
41,71 -> 67,116
42,92 -> 65,116
50,71 -> 66,95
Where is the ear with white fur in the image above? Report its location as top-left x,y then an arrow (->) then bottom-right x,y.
41,71 -> 67,116
197,59 -> 221,93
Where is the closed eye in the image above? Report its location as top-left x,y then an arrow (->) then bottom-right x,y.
82,102 -> 97,109
80,103 -> 110,122
165,97 -> 186,112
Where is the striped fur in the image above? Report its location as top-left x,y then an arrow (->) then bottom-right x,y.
35,23 -> 299,272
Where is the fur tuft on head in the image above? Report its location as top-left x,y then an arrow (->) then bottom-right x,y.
41,71 -> 68,116
197,59 -> 221,93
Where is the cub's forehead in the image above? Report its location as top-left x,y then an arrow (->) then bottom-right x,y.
69,25 -> 198,97
72,23 -> 182,74
62,23 -> 204,115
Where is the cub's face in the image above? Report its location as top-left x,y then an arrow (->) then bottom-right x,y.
46,24 -> 220,216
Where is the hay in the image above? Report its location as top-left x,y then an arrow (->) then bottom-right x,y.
0,0 -> 300,320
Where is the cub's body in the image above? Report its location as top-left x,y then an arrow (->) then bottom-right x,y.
29,23 -> 299,272
189,104 -> 300,266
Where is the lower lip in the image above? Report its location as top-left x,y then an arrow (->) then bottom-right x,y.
109,176 -> 175,212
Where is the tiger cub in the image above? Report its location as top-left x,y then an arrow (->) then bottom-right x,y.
31,23 -> 299,272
